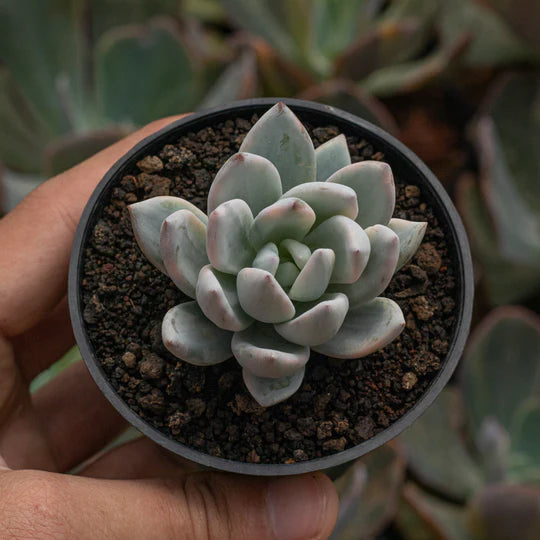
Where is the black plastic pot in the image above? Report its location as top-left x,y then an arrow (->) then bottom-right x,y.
69,98 -> 474,476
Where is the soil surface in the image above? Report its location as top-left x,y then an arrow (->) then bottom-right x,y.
81,114 -> 457,464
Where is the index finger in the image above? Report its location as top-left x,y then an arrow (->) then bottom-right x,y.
0,115 -> 187,337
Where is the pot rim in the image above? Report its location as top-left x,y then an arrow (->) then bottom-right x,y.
68,97 -> 474,476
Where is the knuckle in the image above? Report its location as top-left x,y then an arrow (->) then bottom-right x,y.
160,474 -> 234,540
0,471 -> 72,539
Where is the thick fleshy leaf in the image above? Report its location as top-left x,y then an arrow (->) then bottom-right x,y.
129,196 -> 207,273
332,444 -> 406,540
232,324 -> 309,378
313,298 -> 405,358
275,293 -> 349,346
275,262 -> 300,288
512,399 -> 540,478
239,102 -> 316,191
206,152 -> 282,215
252,242 -> 280,274
160,210 -> 209,298
243,367 -> 305,407
282,181 -> 358,224
460,307 -> 540,439
289,248 -> 335,302
279,239 -> 311,269
249,197 -> 316,250
207,199 -> 255,274
315,134 -> 351,182
237,268 -> 295,323
387,218 -> 427,271
327,161 -> 395,228
162,302 -> 232,366
331,225 -> 399,307
195,265 -> 252,332
305,215 -> 370,284
399,389 -> 485,502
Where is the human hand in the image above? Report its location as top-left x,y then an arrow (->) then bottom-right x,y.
0,118 -> 339,539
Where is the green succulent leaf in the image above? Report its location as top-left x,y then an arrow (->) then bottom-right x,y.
279,239 -> 311,269
282,181 -> 358,225
207,199 -> 255,274
314,134 -> 351,182
275,262 -> 300,288
252,242 -> 280,274
240,102 -> 316,191
289,248 -> 335,302
243,367 -> 305,407
399,388 -> 485,502
249,197 -> 316,250
160,209 -> 209,298
206,152 -> 282,216
237,268 -> 295,323
461,307 -> 540,442
313,297 -> 405,359
162,302 -> 232,366
274,293 -> 349,347
95,17 -> 200,126
195,265 -> 253,332
129,196 -> 207,274
331,224 -> 399,308
326,161 -> 395,228
305,215 -> 370,284
232,324 -> 309,379
387,218 -> 427,271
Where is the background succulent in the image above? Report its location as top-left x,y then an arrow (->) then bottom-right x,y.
129,102 -> 426,405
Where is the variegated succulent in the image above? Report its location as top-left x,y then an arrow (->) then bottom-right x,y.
129,102 -> 427,406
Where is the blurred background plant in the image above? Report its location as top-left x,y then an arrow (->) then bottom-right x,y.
2,1 -> 538,538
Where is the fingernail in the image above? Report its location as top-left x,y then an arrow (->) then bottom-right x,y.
267,474 -> 327,540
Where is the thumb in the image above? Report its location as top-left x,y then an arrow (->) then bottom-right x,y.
0,469 -> 339,540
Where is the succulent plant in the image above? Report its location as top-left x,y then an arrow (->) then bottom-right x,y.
129,102 -> 426,406
0,0 -> 254,210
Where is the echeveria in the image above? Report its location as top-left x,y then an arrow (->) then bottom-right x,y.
129,102 -> 427,406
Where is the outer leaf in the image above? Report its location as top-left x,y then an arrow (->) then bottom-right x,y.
206,152 -> 282,215
305,215 -> 370,284
162,302 -> 232,366
289,248 -> 335,302
249,197 -> 316,250
239,102 -> 316,191
95,18 -> 200,126
232,324 -> 309,378
128,196 -> 207,273
461,307 -> 540,439
0,0 -> 85,134
275,262 -> 300,288
511,399 -> 540,478
326,161 -> 395,228
237,268 -> 295,323
315,134 -> 351,182
279,239 -> 311,269
313,298 -> 404,359
387,218 -> 427,271
195,265 -> 252,332
332,443 -> 406,540
399,389 -> 484,502
275,293 -> 349,347
331,224 -> 399,307
282,182 -> 358,224
207,199 -> 255,274
252,242 -> 280,274
160,210 -> 209,298
243,367 -> 305,407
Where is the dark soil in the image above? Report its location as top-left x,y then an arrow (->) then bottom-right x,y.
80,114 -> 457,464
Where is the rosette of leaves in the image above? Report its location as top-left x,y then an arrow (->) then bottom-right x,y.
129,102 -> 426,406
